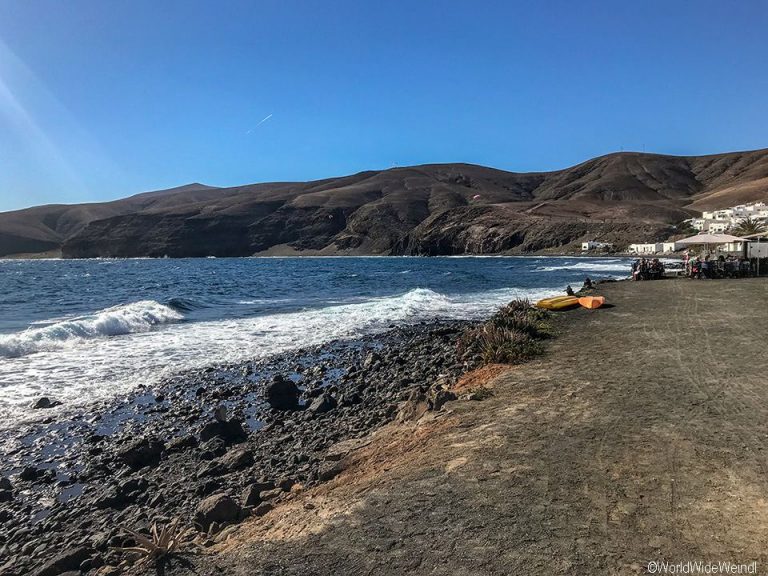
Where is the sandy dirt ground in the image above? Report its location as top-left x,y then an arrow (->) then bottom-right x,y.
165,278 -> 768,575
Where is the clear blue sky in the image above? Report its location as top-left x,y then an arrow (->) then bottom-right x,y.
0,0 -> 766,211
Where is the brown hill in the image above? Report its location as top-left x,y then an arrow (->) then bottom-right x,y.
1,149 -> 767,258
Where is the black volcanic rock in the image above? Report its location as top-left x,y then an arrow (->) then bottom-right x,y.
265,375 -> 301,411
117,438 -> 165,469
2,150 -> 768,258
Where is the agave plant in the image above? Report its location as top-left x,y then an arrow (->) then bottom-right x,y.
114,517 -> 192,568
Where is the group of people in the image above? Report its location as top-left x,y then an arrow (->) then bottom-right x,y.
565,277 -> 594,295
631,258 -> 665,281
686,254 -> 752,279
632,254 -> 753,280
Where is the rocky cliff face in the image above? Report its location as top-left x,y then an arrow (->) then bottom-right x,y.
394,206 -> 674,255
2,149 -> 767,258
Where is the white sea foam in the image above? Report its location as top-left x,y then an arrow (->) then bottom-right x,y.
536,261 -> 630,273
0,286 -> 558,428
0,301 -> 183,359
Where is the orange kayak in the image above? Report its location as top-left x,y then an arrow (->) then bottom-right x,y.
578,296 -> 605,309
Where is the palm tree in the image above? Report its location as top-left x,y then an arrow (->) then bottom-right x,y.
732,216 -> 767,236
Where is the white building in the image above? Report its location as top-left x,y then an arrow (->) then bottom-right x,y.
708,222 -> 729,233
628,243 -> 663,254
662,241 -> 681,253
697,202 -> 768,232
581,241 -> 614,251
702,209 -> 732,220
691,219 -> 733,233
691,218 -> 706,231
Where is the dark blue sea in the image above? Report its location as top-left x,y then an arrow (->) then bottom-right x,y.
0,256 -> 630,428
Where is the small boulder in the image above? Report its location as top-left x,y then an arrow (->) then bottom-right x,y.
362,352 -> 380,370
0,477 -> 11,491
167,434 -> 198,453
117,438 -> 165,469
95,476 -> 149,509
307,393 -> 337,415
195,461 -> 224,479
213,405 -> 228,422
199,418 -> 247,444
194,494 -> 242,530
241,484 -> 262,508
265,375 -> 300,411
199,437 -> 227,459
275,477 -> 296,492
317,459 -> 345,482
430,389 -> 457,412
218,447 -> 254,471
259,487 -> 283,501
247,479 -> 274,493
19,466 -> 42,481
0,489 -> 12,503
31,397 -> 60,410
253,502 -> 273,517
340,392 -> 362,406
195,479 -> 222,497
31,546 -> 92,576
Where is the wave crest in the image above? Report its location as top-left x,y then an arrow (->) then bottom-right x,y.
536,261 -> 629,272
0,301 -> 183,359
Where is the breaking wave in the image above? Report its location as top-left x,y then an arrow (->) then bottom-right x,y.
536,261 -> 630,273
0,301 -> 184,359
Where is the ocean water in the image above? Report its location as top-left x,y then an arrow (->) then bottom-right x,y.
0,256 -> 630,429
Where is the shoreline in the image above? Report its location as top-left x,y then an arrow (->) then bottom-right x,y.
0,257 -> 632,436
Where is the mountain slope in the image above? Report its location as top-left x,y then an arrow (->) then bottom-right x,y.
1,149 -> 767,257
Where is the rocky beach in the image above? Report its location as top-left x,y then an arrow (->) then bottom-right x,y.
0,318 -> 489,575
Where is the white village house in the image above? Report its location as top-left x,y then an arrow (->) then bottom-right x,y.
581,241 -> 614,251
690,201 -> 768,233
627,241 -> 681,255
628,243 -> 663,254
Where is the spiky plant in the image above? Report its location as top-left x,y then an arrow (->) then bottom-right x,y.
497,298 -> 533,314
490,300 -> 551,338
114,518 -> 192,569
480,326 -> 543,364
459,325 -> 543,365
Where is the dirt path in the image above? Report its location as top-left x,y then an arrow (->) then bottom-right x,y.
170,278 -> 768,575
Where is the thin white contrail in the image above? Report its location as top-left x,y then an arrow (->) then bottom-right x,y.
247,113 -> 273,133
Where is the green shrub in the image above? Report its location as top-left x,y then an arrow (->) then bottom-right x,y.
458,299 -> 550,366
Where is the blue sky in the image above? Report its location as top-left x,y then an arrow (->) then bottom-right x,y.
0,0 -> 766,211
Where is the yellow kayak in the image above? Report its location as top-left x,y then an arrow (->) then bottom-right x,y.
535,295 -> 580,310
